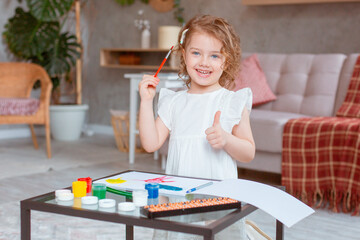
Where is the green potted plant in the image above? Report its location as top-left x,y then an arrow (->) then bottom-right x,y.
2,0 -> 89,141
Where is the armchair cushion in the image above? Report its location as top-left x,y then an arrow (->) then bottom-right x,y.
0,98 -> 39,115
234,54 -> 276,106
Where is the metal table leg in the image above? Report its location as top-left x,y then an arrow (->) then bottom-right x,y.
126,225 -> 134,240
276,220 -> 284,240
21,202 -> 31,240
129,78 -> 138,165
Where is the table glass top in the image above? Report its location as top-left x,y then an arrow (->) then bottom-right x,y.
39,191 -> 240,226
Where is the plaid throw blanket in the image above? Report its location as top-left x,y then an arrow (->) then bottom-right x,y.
282,117 -> 360,214
282,56 -> 360,215
336,56 -> 360,118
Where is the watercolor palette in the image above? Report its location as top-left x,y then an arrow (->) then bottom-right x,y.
141,197 -> 241,218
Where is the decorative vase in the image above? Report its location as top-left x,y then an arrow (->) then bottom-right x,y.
141,28 -> 151,49
49,104 -> 89,141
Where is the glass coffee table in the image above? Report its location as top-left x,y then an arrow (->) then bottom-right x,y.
21,171 -> 284,240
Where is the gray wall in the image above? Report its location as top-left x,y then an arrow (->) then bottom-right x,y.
0,1 -> 26,62
1,0 -> 360,126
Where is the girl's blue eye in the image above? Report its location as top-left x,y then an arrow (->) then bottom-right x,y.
211,54 -> 219,59
192,51 -> 200,56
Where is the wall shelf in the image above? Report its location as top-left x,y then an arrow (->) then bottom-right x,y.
242,0 -> 360,5
100,48 -> 178,71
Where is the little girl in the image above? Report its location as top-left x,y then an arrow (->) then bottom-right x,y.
139,14 -> 255,240
139,15 -> 255,180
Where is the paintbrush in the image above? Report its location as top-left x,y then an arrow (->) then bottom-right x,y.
154,46 -> 174,77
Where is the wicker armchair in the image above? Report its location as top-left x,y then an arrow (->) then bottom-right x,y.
0,62 -> 52,158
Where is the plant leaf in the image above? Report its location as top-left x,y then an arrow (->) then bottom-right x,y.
114,0 -> 136,6
2,7 -> 59,59
44,32 -> 81,76
26,0 -> 74,22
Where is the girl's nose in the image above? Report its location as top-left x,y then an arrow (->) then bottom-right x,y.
199,56 -> 209,67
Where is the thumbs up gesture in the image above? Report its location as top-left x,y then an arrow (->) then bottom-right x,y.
205,111 -> 227,149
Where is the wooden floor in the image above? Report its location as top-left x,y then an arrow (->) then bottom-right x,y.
1,134 -> 360,240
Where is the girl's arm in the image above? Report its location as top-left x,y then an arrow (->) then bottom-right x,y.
138,75 -> 169,152
205,109 -> 255,163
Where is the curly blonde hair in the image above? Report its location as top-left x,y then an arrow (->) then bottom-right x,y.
175,15 -> 241,90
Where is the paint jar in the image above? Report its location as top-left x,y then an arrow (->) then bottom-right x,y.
82,203 -> 98,211
72,181 -> 87,198
99,199 -> 116,208
78,177 -> 92,193
147,197 -> 159,206
92,183 -> 107,199
99,199 -> 116,213
99,206 -> 116,213
56,192 -> 74,202
118,202 -> 136,212
55,189 -> 71,198
81,196 -> 99,210
132,190 -> 148,207
145,183 -> 159,199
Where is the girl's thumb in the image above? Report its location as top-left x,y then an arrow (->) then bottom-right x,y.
213,111 -> 221,126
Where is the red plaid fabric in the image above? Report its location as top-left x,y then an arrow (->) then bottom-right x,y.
336,56 -> 360,118
282,117 -> 360,215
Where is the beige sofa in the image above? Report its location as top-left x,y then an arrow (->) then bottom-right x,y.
159,53 -> 359,175
237,53 -> 359,174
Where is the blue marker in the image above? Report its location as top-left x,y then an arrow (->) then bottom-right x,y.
186,182 -> 213,194
159,184 -> 182,191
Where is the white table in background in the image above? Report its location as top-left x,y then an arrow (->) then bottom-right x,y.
124,73 -> 184,165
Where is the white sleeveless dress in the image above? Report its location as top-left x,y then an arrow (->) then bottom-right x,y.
158,87 -> 252,180
153,87 -> 253,240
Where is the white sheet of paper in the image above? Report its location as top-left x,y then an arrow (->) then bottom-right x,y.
95,171 -> 214,196
191,179 -> 315,228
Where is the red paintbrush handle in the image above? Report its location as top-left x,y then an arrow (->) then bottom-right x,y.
154,58 -> 166,77
154,46 -> 174,77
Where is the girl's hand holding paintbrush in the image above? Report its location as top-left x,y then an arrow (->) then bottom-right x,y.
139,74 -> 159,101
139,46 -> 174,101
139,46 -> 173,152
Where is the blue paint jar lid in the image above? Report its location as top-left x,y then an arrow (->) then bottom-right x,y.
145,183 -> 159,189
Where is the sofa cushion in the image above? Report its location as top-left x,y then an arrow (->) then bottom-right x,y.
237,150 -> 282,173
250,109 -> 309,152
336,56 -> 360,118
0,98 -> 40,115
234,54 -> 277,106
243,53 -> 347,117
334,54 -> 360,115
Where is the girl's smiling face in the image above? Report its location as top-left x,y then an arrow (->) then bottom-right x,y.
183,31 -> 225,93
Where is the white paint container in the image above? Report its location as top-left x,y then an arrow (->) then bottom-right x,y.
132,190 -> 148,207
56,190 -> 74,202
55,189 -> 71,198
99,199 -> 116,208
118,202 -> 136,212
81,196 -> 98,205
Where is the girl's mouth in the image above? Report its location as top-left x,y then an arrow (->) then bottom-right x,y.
196,69 -> 212,77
